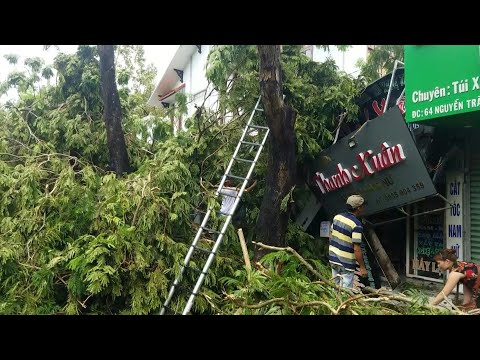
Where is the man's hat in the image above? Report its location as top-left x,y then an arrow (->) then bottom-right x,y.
346,194 -> 366,209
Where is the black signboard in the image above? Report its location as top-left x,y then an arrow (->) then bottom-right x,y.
356,68 -> 406,123
308,107 -> 437,217
361,70 -> 435,162
344,69 -> 435,165
334,69 -> 407,142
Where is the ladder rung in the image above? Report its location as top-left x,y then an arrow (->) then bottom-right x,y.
193,244 -> 215,255
234,157 -> 255,164
226,174 -> 247,181
168,281 -> 190,293
195,209 -> 229,217
162,305 -> 181,315
202,227 -> 221,234
248,124 -> 268,130
183,265 -> 208,276
241,141 -> 262,147
255,107 -> 264,112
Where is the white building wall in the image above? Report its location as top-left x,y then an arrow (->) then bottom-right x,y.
183,45 -> 219,120
189,45 -> 210,95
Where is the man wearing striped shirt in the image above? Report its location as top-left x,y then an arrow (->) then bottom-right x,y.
329,194 -> 368,289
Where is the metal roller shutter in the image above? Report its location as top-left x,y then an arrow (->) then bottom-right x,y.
470,152 -> 480,263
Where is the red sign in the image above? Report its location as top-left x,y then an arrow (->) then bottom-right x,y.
372,95 -> 406,117
314,142 -> 407,194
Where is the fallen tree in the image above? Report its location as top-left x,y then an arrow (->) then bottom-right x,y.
216,241 -> 467,315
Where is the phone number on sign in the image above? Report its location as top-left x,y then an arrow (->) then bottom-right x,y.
377,182 -> 425,203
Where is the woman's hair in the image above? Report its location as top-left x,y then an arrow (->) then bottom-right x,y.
433,248 -> 458,263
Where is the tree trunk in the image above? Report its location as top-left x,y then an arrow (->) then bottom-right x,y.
254,45 -> 297,261
98,45 -> 130,176
364,223 -> 402,290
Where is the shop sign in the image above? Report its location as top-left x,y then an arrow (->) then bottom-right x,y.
308,107 -> 437,217
445,172 -> 464,259
405,45 -> 480,123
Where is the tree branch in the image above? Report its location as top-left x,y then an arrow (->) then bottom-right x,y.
252,241 -> 354,296
248,242 -> 459,314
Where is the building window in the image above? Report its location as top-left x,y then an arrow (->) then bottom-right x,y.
190,89 -> 206,107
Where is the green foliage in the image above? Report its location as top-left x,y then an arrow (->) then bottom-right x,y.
41,66 -> 54,81
285,221 -> 325,262
219,248 -> 453,315
281,46 -> 363,162
335,45 -> 352,52
0,133 -> 245,314
4,54 -> 19,65
357,45 -> 404,83
24,57 -> 45,74
0,45 -> 249,314
207,45 -> 363,166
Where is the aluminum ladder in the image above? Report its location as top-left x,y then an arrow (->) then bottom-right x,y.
160,96 -> 269,315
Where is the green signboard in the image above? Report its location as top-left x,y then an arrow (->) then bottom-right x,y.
405,45 -> 480,124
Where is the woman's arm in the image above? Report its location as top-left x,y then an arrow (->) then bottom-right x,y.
431,271 -> 464,305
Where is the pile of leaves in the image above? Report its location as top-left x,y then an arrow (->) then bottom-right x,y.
216,238 -> 457,315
